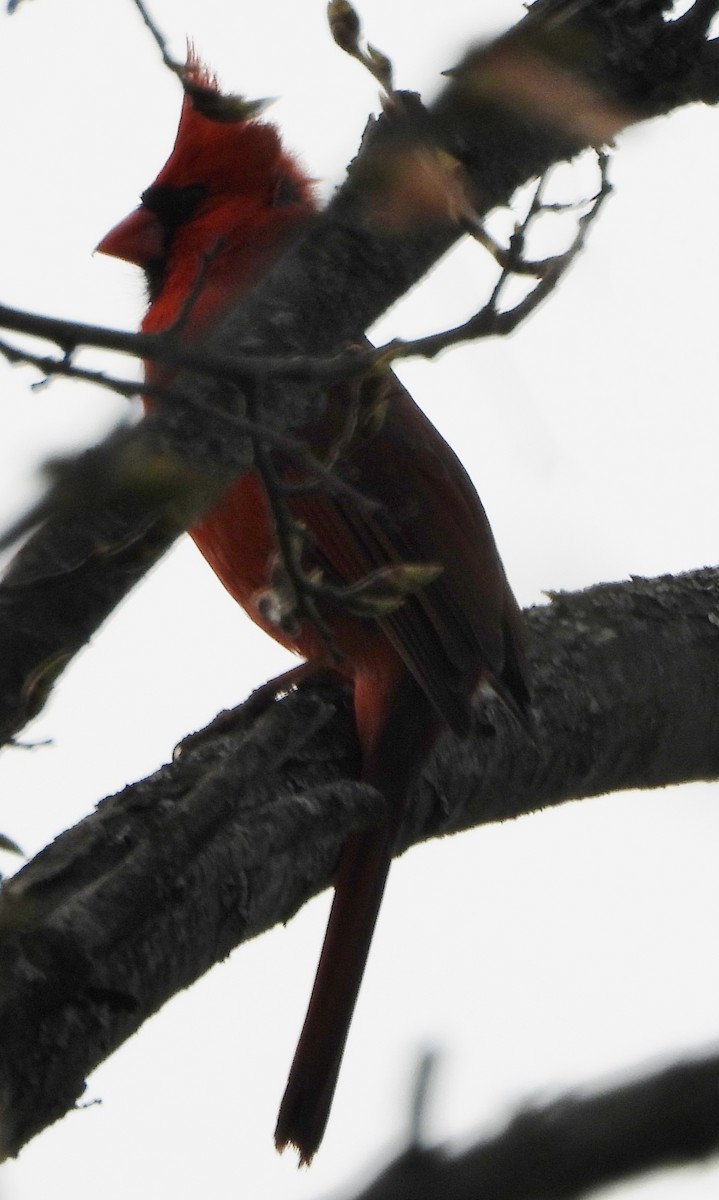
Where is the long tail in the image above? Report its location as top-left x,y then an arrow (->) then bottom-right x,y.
274,822 -> 395,1164
274,672 -> 440,1164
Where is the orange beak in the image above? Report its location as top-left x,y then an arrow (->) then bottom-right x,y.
95,206 -> 164,267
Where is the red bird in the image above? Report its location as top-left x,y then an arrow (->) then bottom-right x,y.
98,59 -> 530,1164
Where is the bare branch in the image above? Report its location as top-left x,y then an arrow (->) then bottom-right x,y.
327,0 -> 394,95
245,377 -> 343,659
130,0 -> 186,78
381,151 -> 612,367
349,1050 -> 719,1200
129,0 -> 276,119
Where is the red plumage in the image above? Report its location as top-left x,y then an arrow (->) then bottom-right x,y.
98,58 -> 530,1164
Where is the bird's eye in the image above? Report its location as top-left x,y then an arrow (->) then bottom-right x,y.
272,174 -> 301,207
138,183 -> 208,303
141,183 -> 207,232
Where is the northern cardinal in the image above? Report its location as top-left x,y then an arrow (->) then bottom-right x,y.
98,58 -> 530,1164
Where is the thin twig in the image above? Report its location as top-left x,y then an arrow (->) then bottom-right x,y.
0,338 -> 380,555
408,1049 -> 439,1149
165,238 -> 226,338
0,336 -> 143,402
0,332 -> 357,496
379,151 -> 612,366
130,0 -> 186,78
468,154 -> 609,276
245,377 -> 343,659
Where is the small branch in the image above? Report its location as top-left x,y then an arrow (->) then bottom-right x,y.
469,150 -> 610,277
671,0 -> 719,40
407,1049 -> 439,1149
0,355 -> 377,559
327,0 -> 394,95
165,238 -> 227,338
130,0 -> 186,79
245,378 -> 343,659
0,302 -> 326,382
380,151 -> 612,368
129,0 -> 276,120
0,335 -> 144,403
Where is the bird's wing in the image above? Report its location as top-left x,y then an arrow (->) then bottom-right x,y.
291,372 -> 530,735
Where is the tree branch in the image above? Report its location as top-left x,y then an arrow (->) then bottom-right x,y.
1,567 -> 718,1160
348,1049 -> 719,1200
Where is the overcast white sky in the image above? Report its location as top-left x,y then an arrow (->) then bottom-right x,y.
1,1 -> 719,1198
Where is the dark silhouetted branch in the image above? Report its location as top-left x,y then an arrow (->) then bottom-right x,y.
1,568 -> 718,1159
349,1049 -> 719,1200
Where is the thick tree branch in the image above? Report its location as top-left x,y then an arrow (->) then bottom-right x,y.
348,1049 -> 719,1200
1,567 -> 718,1160
2,0 -> 719,744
